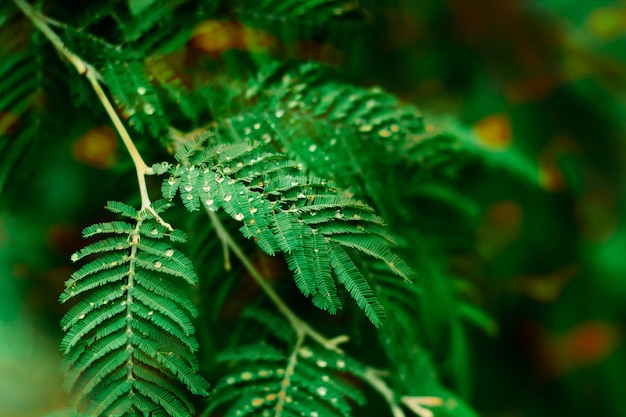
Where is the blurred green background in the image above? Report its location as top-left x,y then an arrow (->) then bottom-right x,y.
1,0 -> 625,416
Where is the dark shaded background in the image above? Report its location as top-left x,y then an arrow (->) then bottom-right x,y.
1,1 -> 625,416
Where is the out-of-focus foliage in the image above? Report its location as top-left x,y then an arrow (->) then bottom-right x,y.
1,0 -> 625,416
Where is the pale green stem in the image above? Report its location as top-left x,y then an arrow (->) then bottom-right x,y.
361,367 -> 443,417
16,1 -> 440,413
205,209 -> 437,416
206,208 -> 347,353
13,0 -> 173,231
363,367 -> 406,417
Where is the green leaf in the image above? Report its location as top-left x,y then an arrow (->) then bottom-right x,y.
159,136 -> 413,326
61,202 -> 208,416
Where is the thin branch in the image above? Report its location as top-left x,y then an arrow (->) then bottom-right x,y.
363,367 -> 406,417
13,0 -> 173,229
16,2 -> 444,415
361,367 -> 443,417
221,237 -> 232,271
402,396 -> 443,417
86,75 -> 156,208
205,208 -> 443,416
206,208 -> 347,353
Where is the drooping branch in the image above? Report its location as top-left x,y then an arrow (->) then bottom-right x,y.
207,208 -> 348,353
206,208 -> 440,416
15,1 -> 444,414
13,0 -> 172,230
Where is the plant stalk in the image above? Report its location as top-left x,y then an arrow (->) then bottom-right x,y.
12,0 -> 171,226
206,208 -> 347,353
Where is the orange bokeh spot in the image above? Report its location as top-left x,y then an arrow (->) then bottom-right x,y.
575,189 -> 619,243
538,134 -> 579,193
190,20 -> 278,55
567,321 -> 619,365
289,39 -> 344,64
485,200 -> 522,230
505,74 -> 560,104
538,163 -> 564,192
0,112 -> 20,135
473,114 -> 512,150
520,319 -> 620,380
479,200 -> 522,257
72,125 -> 118,169
48,222 -> 82,254
242,26 -> 279,54
190,20 -> 244,54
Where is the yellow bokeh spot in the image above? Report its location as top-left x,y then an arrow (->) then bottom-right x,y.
72,125 -> 118,169
251,398 -> 264,407
191,20 -> 242,54
473,114 -> 512,150
378,129 -> 391,138
586,7 -> 626,39
190,20 -> 278,55
514,266 -> 578,303
538,163 -> 564,192
242,26 -> 278,53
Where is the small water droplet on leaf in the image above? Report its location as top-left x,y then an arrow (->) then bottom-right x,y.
143,103 -> 155,115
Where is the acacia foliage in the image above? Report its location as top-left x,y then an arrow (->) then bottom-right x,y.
0,1 -> 534,416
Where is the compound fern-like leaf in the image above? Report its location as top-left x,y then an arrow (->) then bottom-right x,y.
207,310 -> 366,417
245,62 -> 539,217
156,130 -> 413,327
60,201 -> 209,417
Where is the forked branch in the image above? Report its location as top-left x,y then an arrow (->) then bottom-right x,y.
207,208 -> 348,353
206,208 -> 440,417
15,1 -> 442,414
13,0 -> 172,230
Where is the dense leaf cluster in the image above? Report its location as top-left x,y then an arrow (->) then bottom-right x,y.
0,1 -> 539,416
